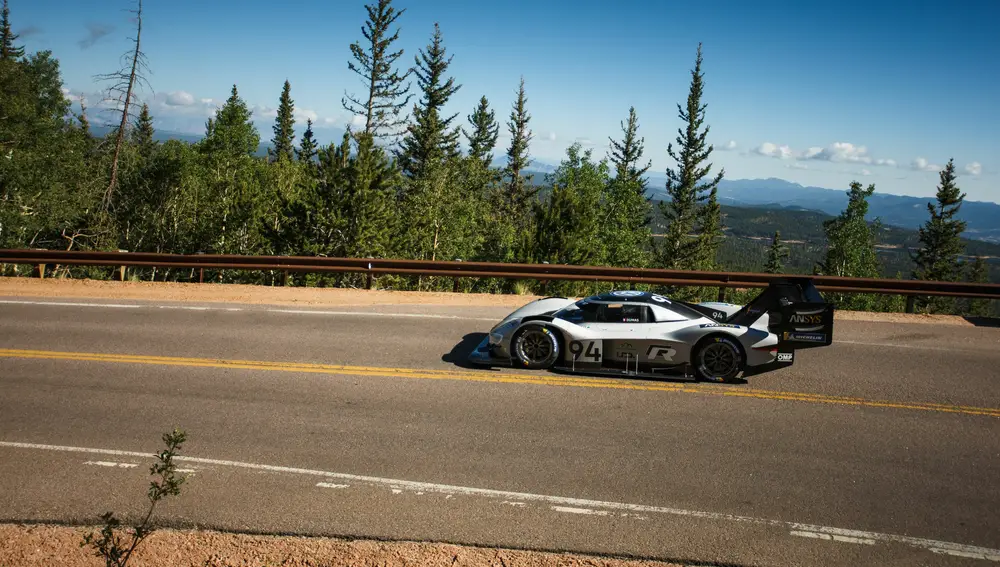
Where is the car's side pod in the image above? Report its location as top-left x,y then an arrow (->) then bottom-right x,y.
727,277 -> 835,350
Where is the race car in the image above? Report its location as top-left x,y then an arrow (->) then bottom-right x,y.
467,277 -> 834,383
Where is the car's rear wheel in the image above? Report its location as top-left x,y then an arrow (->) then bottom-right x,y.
511,326 -> 560,369
693,336 -> 744,383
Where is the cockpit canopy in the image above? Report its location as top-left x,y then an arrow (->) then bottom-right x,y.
552,290 -> 707,324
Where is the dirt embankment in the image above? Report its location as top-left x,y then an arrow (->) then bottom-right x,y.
0,524 -> 687,567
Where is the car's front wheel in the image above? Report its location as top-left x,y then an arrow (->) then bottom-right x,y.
511,326 -> 560,369
693,336 -> 744,383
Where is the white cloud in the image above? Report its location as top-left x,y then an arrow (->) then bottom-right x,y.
199,98 -> 214,105
753,142 -> 794,159
350,114 -> 366,127
547,131 -> 556,142
860,168 -> 872,176
60,87 -> 82,103
252,105 -> 277,118
165,91 -> 196,106
294,108 -> 319,123
800,142 -> 873,164
749,140 -> 901,169
787,162 -> 809,170
964,161 -> 982,176
910,157 -> 941,172
721,140 -> 737,151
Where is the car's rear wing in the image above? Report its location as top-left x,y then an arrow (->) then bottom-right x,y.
727,277 -> 834,349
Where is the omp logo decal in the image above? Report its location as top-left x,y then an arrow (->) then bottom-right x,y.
777,353 -> 793,362
646,345 -> 676,362
789,313 -> 823,324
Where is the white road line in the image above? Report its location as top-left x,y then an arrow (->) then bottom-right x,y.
2,440 -> 997,562
0,300 -> 142,309
932,548 -> 1000,561
790,530 -> 875,545
834,339 -> 966,353
553,506 -> 610,516
316,482 -> 349,489
83,460 -> 138,468
0,299 -> 495,321
266,309 -> 496,321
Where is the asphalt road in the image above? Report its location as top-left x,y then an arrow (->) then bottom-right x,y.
1,296 -> 999,566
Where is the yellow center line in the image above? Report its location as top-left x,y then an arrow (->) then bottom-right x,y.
1,348 -> 997,419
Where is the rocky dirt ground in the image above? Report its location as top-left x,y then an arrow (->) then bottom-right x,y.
0,276 -> 980,326
0,524 -> 689,567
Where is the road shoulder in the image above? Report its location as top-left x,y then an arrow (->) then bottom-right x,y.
0,276 -> 985,326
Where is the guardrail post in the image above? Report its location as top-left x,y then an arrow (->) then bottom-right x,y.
35,262 -> 45,279
452,259 -> 462,293
197,251 -> 205,283
366,261 -> 373,290
905,295 -> 915,313
117,249 -> 128,281
283,270 -> 289,286
717,287 -> 727,303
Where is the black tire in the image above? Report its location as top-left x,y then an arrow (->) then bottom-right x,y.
511,326 -> 561,369
693,335 -> 745,383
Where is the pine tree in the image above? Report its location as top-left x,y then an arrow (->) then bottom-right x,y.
504,77 -> 533,216
655,43 -> 725,273
816,181 -> 882,310
202,85 -> 260,157
910,160 -> 967,313
342,0 -> 413,141
764,230 -> 788,273
603,106 -> 653,269
608,106 -> 651,185
911,160 -> 967,279
397,23 -> 461,179
269,80 -> 295,163
96,0 -> 149,211
532,143 -> 609,272
697,187 -> 724,270
131,102 -> 155,157
0,0 -> 24,61
965,256 -> 992,317
296,118 -> 318,167
463,96 -> 499,166
341,131 -> 400,260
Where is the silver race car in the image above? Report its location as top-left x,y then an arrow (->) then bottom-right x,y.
468,278 -> 834,383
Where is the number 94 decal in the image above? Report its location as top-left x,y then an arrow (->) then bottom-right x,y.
568,340 -> 602,362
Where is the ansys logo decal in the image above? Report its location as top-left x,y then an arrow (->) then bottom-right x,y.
789,313 -> 824,324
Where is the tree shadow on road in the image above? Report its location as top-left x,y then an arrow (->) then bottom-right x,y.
442,332 -> 490,370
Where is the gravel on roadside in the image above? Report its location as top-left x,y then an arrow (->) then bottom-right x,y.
0,523 -> 691,567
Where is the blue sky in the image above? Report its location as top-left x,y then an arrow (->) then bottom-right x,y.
11,0 -> 999,201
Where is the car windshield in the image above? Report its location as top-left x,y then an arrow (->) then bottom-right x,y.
553,298 -> 704,323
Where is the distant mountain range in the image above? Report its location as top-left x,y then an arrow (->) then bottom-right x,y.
523,166 -> 1000,244
95,126 -> 999,244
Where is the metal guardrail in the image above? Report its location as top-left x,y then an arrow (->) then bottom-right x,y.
2,249 -> 999,310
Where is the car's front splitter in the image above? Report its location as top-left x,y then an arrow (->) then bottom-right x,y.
466,335 -> 513,367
